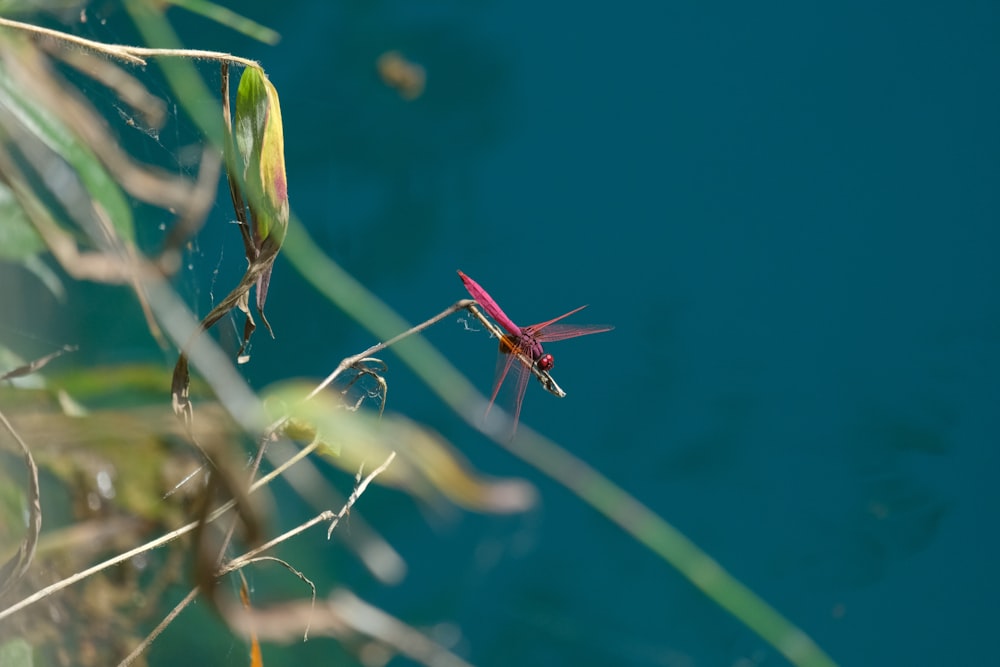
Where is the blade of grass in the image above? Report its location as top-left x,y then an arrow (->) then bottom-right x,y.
165,0 -> 281,45
0,58 -> 134,242
279,215 -> 838,667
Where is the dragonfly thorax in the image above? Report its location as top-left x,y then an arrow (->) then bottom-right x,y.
499,333 -> 546,364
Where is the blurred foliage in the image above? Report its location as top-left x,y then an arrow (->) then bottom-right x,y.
266,380 -> 536,514
0,366 -> 228,667
0,4 -> 843,667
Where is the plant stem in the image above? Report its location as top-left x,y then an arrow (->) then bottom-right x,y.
279,216 -> 839,667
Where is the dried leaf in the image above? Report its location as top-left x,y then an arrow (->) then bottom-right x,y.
0,409 -> 41,602
0,346 -> 75,381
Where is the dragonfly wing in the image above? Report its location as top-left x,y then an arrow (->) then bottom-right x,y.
487,345 -> 520,415
507,352 -> 532,431
523,304 -> 589,333
534,323 -> 615,343
487,338 -> 533,433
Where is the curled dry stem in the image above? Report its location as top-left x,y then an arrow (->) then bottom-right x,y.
170,239 -> 280,424
0,410 -> 41,601
340,357 -> 389,416
0,346 -> 76,599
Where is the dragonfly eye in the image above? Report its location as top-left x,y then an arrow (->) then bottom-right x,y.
537,354 -> 554,371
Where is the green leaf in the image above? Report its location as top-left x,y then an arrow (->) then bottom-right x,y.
0,58 -> 135,245
20,255 -> 65,300
235,66 -> 288,246
0,183 -> 64,297
0,182 -> 44,260
0,638 -> 33,667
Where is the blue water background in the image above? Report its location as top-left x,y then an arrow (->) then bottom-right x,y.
74,1 -> 1000,665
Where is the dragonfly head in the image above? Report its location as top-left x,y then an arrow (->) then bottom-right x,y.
537,354 -> 554,371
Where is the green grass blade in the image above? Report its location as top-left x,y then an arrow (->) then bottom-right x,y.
0,60 -> 134,243
165,0 -> 281,45
280,215 -> 839,667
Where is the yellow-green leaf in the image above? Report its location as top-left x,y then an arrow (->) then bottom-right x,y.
264,381 -> 537,514
235,66 -> 288,246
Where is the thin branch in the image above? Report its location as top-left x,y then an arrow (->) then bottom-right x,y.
256,438 -> 407,585
117,586 -> 200,667
327,452 -> 396,538
306,299 -> 565,403
306,301 -> 473,400
221,451 -> 396,574
0,17 -> 260,70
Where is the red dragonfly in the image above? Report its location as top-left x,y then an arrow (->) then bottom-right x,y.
458,270 -> 613,431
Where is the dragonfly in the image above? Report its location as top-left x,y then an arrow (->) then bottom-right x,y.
458,270 -> 613,431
